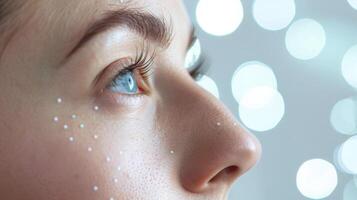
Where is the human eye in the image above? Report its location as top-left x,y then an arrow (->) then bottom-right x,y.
184,37 -> 209,80
96,48 -> 155,103
103,48 -> 155,97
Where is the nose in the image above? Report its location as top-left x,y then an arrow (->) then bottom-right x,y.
155,68 -> 261,193
177,101 -> 261,193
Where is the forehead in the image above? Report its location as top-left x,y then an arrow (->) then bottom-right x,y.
39,0 -> 190,35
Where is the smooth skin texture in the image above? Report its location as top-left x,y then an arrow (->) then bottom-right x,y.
0,0 -> 261,199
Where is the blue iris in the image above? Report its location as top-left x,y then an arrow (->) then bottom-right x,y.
109,70 -> 138,94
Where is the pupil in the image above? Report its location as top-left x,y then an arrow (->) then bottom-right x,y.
121,71 -> 137,93
127,75 -> 134,91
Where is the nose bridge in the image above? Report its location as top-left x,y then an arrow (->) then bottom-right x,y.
155,67 -> 261,193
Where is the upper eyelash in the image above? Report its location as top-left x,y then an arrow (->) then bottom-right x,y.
114,46 -> 156,82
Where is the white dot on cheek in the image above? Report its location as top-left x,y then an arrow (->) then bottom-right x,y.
106,156 -> 112,162
93,185 -> 99,192
117,166 -> 121,171
88,147 -> 93,152
113,178 -> 119,183
170,150 -> 175,154
64,124 -> 69,130
68,137 -> 75,142
110,197 -> 115,200
53,116 -> 59,122
71,114 -> 77,119
216,122 -> 221,126
93,135 -> 99,140
57,98 -> 62,104
79,123 -> 85,129
94,105 -> 99,111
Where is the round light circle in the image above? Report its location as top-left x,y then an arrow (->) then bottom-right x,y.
339,136 -> 357,174
253,0 -> 296,31
196,0 -> 244,36
231,61 -> 277,104
196,75 -> 220,99
342,45 -> 357,89
344,180 -> 357,200
347,0 -> 357,10
285,18 -> 326,60
239,86 -> 285,132
296,159 -> 338,199
330,98 -> 357,135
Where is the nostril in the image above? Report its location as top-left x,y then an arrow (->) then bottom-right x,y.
209,166 -> 240,183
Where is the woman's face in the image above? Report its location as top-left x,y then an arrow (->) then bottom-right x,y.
0,0 -> 261,199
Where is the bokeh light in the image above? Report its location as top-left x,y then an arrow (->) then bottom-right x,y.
231,61 -> 277,104
330,98 -> 357,135
285,18 -> 326,60
296,159 -> 338,199
196,0 -> 244,36
341,45 -> 357,89
196,75 -> 220,99
344,180 -> 357,200
253,0 -> 296,31
337,136 -> 357,174
238,86 -> 285,132
347,0 -> 357,10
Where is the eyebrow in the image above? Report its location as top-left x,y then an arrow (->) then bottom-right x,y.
66,7 -> 177,59
0,0 -> 14,24
0,1 -> 23,31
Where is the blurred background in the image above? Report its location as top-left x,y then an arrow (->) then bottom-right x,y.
182,0 -> 357,199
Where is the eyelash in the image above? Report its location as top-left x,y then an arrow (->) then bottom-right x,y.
114,48 -> 155,84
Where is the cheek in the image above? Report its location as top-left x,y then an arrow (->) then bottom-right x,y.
0,95 -> 168,199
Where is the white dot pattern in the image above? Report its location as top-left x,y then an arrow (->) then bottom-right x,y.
52,97 -> 124,195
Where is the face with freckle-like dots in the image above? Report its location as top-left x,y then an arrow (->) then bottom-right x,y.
0,0 -> 261,199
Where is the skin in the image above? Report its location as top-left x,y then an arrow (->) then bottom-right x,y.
0,0 -> 261,199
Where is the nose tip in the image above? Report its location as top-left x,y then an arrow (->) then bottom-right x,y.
180,122 -> 262,193
210,125 -> 262,184
233,129 -> 262,176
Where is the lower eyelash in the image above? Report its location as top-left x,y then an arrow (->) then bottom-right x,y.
106,89 -> 146,106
